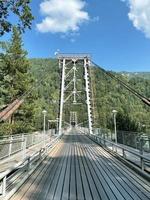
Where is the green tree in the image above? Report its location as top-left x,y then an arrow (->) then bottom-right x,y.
1,27 -> 31,103
0,0 -> 34,36
0,27 -> 36,134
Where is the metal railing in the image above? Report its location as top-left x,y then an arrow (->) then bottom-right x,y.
0,134 -> 61,199
89,134 -> 150,171
57,53 -> 91,59
78,127 -> 150,172
93,128 -> 150,152
0,129 -> 56,161
0,138 -> 26,160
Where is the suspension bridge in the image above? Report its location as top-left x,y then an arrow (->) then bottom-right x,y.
0,54 -> 150,200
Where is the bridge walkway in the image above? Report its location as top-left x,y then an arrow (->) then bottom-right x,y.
10,131 -> 150,200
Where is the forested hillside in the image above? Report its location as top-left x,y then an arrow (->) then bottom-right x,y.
29,59 -> 150,134
120,72 -> 150,80
91,67 -> 150,133
0,27 -> 149,136
29,58 -> 60,131
0,55 -> 150,135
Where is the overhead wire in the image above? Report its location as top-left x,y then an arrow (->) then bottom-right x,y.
91,60 -> 150,107
0,61 -> 59,121
20,61 -> 59,100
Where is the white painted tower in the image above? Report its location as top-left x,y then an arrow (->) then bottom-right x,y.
57,54 -> 93,135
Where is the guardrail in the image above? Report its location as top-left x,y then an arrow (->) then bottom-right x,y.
0,130 -> 56,161
89,134 -> 150,172
93,128 -> 150,152
77,127 -> 150,171
0,134 -> 61,199
0,138 -> 26,161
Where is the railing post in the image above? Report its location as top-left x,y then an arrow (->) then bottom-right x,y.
22,136 -> 26,160
44,142 -> 48,152
39,149 -> 42,159
21,134 -> 24,150
141,157 -> 144,171
115,145 -> 117,153
110,132 -> 112,141
103,134 -> 105,146
8,136 -> 13,157
122,148 -> 126,158
112,143 -> 114,151
0,176 -> 6,197
27,157 -> 31,171
31,134 -> 34,146
140,138 -> 144,171
140,138 -> 144,155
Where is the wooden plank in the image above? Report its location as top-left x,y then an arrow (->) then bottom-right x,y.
91,143 -> 150,199
80,139 -> 108,200
29,142 -> 65,200
35,144 -> 66,200
76,141 -> 93,200
78,143 -> 115,200
95,142 -> 150,189
87,144 -> 133,199
77,134 -> 123,200
46,145 -> 68,199
9,132 -> 150,200
10,142 -> 63,200
77,135 -> 114,200
53,144 -> 70,200
87,141 -> 141,199
84,135 -> 150,200
74,144 -> 85,200
69,145 -> 77,200
61,142 -> 72,200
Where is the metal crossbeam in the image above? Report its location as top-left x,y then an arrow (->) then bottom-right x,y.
58,54 -> 93,134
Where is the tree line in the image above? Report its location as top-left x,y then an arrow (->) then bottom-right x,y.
0,1 -> 149,136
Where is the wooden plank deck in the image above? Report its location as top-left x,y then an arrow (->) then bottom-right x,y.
10,130 -> 150,200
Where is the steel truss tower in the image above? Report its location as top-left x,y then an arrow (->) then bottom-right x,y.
70,111 -> 77,126
58,54 -> 93,135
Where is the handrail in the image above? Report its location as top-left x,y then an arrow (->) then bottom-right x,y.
0,139 -> 25,145
0,130 -> 55,161
0,135 -> 60,180
0,134 -> 61,198
89,134 -> 150,171
0,130 -> 53,140
90,134 -> 150,161
78,127 -> 150,171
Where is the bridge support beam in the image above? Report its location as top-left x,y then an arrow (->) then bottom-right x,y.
58,58 -> 66,135
84,58 -> 93,134
57,54 -> 93,135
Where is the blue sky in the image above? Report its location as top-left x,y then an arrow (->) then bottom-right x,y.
2,0 -> 150,72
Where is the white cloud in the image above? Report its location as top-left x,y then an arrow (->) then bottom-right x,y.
36,0 -> 90,34
124,0 -> 150,38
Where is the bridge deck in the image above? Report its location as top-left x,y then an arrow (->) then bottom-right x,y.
10,131 -> 150,200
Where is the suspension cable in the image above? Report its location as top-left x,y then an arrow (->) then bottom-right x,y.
0,61 -> 59,121
91,61 -> 150,107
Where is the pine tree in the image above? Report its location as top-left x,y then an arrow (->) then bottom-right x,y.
2,27 -> 31,103
0,27 -> 36,134
0,0 -> 34,35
